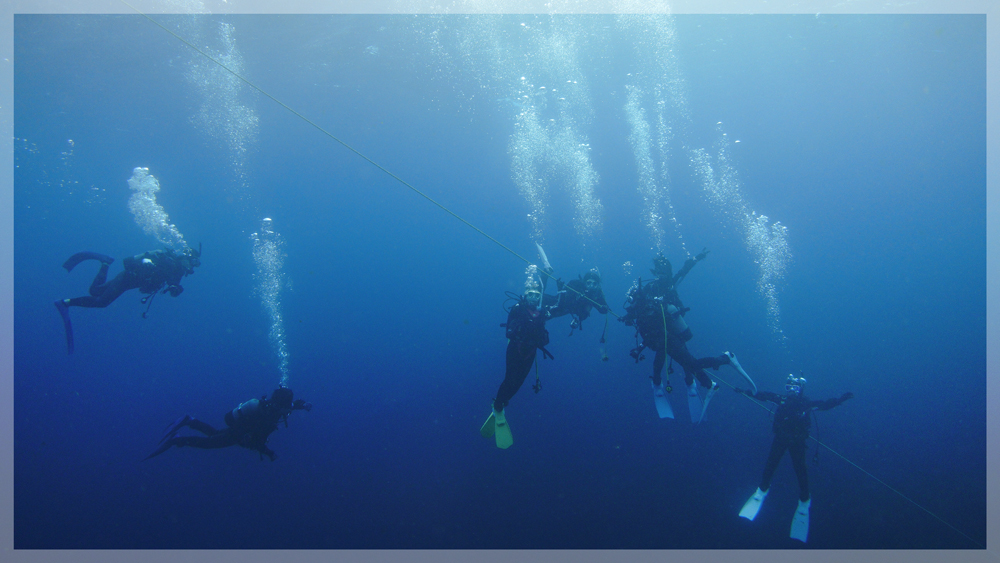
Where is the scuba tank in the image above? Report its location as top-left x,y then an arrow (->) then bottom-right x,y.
664,303 -> 693,342
227,398 -> 260,427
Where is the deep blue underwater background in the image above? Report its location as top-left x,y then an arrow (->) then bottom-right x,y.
13,13 -> 985,549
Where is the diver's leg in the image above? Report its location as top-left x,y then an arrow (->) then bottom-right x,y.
668,340 -> 700,386
668,341 -> 719,389
690,368 -> 713,388
187,419 -> 221,436
694,353 -> 731,371
759,437 -> 789,492
174,430 -> 239,451
789,440 -> 810,501
652,349 -> 666,386
68,272 -> 133,308
147,428 -> 237,460
493,342 -> 535,412
88,263 -> 110,296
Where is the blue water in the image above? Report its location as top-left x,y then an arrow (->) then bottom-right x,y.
13,13 -> 985,549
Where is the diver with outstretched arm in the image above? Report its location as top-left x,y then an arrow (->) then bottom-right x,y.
621,250 -> 742,422
735,374 -> 854,542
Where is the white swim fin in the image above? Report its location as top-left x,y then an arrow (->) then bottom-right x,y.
790,498 -> 810,542
652,381 -> 674,419
739,487 -> 768,521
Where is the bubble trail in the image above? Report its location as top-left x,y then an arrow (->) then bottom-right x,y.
251,217 -> 290,387
127,167 -> 188,251
689,141 -> 791,338
188,21 -> 259,212
617,11 -> 790,338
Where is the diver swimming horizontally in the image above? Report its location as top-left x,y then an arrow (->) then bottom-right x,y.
144,386 -> 312,462
54,245 -> 201,353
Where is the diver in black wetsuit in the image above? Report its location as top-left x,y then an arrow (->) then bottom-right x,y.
621,250 -> 729,390
545,269 -> 610,333
53,246 -> 201,353
735,374 -> 854,541
493,281 -> 553,413
144,387 -> 312,462
481,267 -> 554,449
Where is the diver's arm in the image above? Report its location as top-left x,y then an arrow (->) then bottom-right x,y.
672,248 -> 710,287
593,290 -> 609,314
738,389 -> 782,404
813,392 -> 854,411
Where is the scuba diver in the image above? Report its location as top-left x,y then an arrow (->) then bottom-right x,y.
735,375 -> 854,542
620,250 -> 734,422
534,243 -> 609,334
144,386 -> 312,462
480,265 -> 553,449
53,245 -> 201,354
547,269 -> 609,332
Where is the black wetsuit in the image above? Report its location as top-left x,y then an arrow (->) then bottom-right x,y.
493,300 -> 552,412
546,277 -> 609,330
65,250 -> 190,308
147,392 -> 311,461
747,390 -> 852,501
622,259 -> 727,387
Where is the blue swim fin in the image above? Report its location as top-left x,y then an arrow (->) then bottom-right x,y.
54,300 -> 73,354
159,415 -> 191,444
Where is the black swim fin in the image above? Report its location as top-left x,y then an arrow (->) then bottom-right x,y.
62,251 -> 114,272
54,300 -> 74,354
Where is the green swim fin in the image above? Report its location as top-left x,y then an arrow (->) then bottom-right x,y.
493,409 -> 513,449
480,411 -> 496,438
